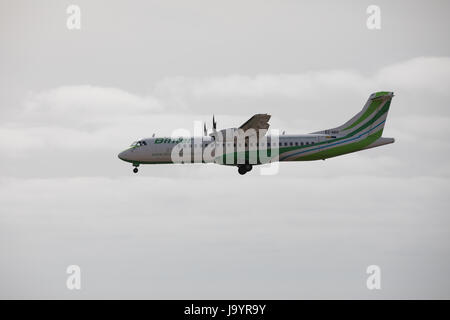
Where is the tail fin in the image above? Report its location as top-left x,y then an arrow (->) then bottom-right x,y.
313,91 -> 394,137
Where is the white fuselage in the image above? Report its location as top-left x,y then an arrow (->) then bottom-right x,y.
118,134 -> 329,165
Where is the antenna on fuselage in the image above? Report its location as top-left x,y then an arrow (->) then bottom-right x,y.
210,115 -> 218,140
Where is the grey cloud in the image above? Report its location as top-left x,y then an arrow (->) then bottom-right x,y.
1,174 -> 449,299
1,57 -> 449,180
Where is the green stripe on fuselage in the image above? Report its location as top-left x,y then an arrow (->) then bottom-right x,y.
292,129 -> 383,161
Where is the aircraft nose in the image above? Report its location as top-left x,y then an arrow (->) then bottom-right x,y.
118,150 -> 128,161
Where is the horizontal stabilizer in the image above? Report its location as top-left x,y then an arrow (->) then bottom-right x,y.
362,137 -> 395,150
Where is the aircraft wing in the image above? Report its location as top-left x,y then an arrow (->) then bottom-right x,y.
239,114 -> 271,135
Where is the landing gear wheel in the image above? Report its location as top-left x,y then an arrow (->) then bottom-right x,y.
133,167 -> 139,173
244,164 -> 253,172
238,166 -> 247,175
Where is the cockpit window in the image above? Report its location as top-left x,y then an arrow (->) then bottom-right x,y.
131,140 -> 147,147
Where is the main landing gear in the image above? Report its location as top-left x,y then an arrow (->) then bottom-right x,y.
133,164 -> 139,173
238,164 -> 253,175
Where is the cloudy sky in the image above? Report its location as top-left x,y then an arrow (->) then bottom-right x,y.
1,0 -> 450,299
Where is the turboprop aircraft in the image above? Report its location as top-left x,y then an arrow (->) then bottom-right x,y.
118,91 -> 395,175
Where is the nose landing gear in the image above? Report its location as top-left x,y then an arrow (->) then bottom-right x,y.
133,164 -> 139,173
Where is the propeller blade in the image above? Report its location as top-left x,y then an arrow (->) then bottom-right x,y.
203,123 -> 207,136
213,115 -> 217,130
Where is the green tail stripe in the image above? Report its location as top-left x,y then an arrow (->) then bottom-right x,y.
375,91 -> 391,97
343,100 -> 390,138
343,99 -> 383,131
275,100 -> 390,154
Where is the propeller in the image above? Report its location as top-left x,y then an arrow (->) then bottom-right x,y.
203,123 -> 207,136
212,115 -> 217,131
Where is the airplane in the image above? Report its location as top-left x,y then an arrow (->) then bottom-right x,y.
118,91 -> 395,175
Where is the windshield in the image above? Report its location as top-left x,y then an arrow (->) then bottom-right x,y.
130,140 -> 147,147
